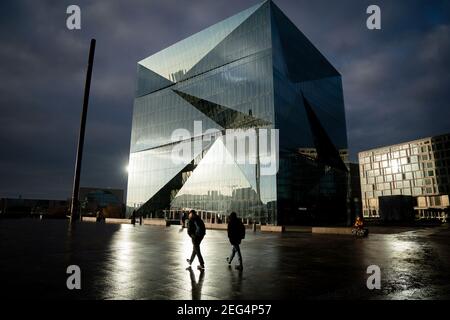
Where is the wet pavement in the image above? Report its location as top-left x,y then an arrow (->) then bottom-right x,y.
0,219 -> 449,300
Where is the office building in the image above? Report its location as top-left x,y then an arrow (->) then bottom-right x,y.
127,0 -> 349,225
359,133 -> 450,221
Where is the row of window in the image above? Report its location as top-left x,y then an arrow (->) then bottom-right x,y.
359,137 -> 450,164
363,178 -> 436,192
363,170 -> 436,184
359,143 -> 431,164
362,186 -> 436,203
363,164 -> 433,178
363,193 -> 449,211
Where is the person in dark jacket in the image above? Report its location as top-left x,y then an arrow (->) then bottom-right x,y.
226,212 -> 245,270
131,210 -> 136,225
186,210 -> 206,271
180,211 -> 188,231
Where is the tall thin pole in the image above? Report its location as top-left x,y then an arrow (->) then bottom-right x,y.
70,39 -> 96,223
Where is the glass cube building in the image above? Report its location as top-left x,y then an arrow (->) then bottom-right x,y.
359,133 -> 450,220
126,0 -> 349,225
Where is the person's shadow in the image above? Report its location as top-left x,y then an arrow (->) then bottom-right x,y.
186,267 -> 205,300
228,267 -> 243,298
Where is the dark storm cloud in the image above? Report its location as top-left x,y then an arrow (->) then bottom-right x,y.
0,0 -> 449,199
274,0 -> 450,157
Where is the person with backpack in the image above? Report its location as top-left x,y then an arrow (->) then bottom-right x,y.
186,209 -> 206,271
226,212 -> 245,270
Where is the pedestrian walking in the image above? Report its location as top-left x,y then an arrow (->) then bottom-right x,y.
186,210 -> 206,271
226,212 -> 245,270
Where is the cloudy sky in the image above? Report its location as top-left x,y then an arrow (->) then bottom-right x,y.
0,0 -> 449,200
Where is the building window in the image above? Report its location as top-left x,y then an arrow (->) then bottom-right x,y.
413,187 -> 422,196
402,188 -> 411,195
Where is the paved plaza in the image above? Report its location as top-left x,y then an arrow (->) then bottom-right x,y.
1,219 -> 449,300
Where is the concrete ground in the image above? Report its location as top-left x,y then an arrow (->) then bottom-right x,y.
0,219 -> 449,300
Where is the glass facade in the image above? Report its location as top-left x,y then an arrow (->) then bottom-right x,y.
270,3 -> 349,224
358,133 -> 450,220
127,1 -> 349,225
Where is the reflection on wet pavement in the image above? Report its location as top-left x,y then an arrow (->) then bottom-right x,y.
0,219 -> 449,299
187,267 -> 205,300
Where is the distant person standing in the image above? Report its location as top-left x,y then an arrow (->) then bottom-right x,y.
226,212 -> 245,270
186,210 -> 206,271
131,210 -> 136,225
180,211 -> 188,231
96,207 -> 105,222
